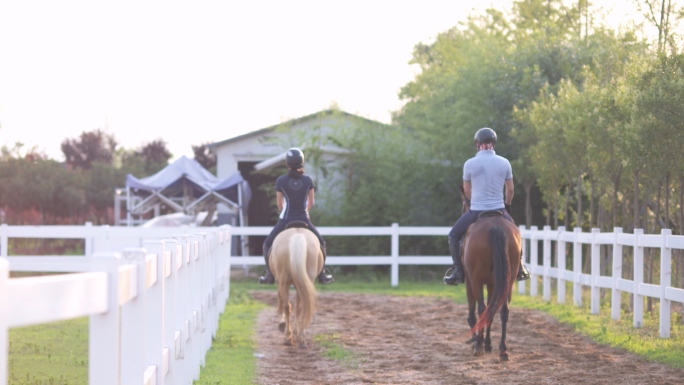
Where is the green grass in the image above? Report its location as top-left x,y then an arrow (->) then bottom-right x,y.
193,288 -> 266,385
315,333 -> 358,368
8,317 -> 88,385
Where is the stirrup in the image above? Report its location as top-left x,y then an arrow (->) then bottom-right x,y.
258,269 -> 275,285
443,266 -> 464,285
318,268 -> 334,285
516,263 -> 531,281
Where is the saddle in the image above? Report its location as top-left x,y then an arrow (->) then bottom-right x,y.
285,221 -> 309,229
477,210 -> 503,220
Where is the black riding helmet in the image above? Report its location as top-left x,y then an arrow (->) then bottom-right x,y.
285,148 -> 304,168
474,127 -> 497,146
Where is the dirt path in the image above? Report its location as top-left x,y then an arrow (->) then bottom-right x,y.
250,291 -> 684,385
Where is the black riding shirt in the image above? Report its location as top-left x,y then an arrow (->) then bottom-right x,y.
274,174 -> 315,220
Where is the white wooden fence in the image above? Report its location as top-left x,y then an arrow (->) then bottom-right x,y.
1,223 -> 683,384
227,225 -> 684,338
0,224 -> 232,385
518,225 -> 684,338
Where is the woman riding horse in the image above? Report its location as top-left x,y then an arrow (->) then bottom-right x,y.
259,147 -> 334,285
444,128 -> 530,285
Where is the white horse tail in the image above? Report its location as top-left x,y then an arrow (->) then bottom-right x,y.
289,233 -> 316,332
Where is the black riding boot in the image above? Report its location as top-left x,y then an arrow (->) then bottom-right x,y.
318,244 -> 334,285
444,237 -> 465,285
258,245 -> 275,285
517,259 -> 531,281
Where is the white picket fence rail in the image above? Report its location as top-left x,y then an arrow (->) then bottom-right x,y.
1,223 -> 683,384
0,224 -> 232,385
518,225 -> 684,338
225,224 -> 684,338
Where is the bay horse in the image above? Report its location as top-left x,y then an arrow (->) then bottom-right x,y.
461,186 -> 521,361
269,223 -> 324,348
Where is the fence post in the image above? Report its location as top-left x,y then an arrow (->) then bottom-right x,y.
557,226 -> 567,304
518,225 -> 527,295
543,225 -> 552,301
573,227 -> 582,307
84,222 -> 94,256
172,235 -> 190,385
195,233 -> 211,362
391,223 -> 399,287
89,252 -> 122,385
0,224 -> 7,258
221,226 -> 232,306
611,227 -> 623,320
121,248 -> 148,385
590,228 -> 601,315
633,228 -> 644,328
660,228 -> 672,338
530,226 -> 539,296
186,234 -> 201,381
143,240 -> 166,385
162,239 -> 178,385
0,258 -> 8,385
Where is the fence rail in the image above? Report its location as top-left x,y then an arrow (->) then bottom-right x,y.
0,225 -> 232,385
1,223 -> 683,384
519,225 -> 684,339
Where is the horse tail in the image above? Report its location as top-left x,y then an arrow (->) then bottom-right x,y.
472,225 -> 511,334
289,233 -> 316,331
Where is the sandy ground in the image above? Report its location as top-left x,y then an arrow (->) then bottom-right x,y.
250,291 -> 684,385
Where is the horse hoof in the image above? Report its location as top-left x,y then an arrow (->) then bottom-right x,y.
278,322 -> 286,333
298,342 -> 308,349
500,352 -> 509,361
472,345 -> 484,356
284,339 -> 293,346
485,345 -> 493,353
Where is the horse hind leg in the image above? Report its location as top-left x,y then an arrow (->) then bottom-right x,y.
484,324 -> 492,353
277,284 -> 293,346
499,301 -> 510,361
472,285 -> 486,356
294,290 -> 308,349
484,283 -> 493,353
466,280 -> 478,344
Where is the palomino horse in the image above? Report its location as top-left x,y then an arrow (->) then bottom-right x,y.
269,223 -> 324,348
461,186 -> 521,361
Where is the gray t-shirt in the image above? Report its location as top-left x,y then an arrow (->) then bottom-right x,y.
463,150 -> 513,211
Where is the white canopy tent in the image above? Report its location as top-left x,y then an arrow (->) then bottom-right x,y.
123,155 -> 252,227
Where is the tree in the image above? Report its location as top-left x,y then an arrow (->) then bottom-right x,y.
136,139 -> 172,174
121,139 -> 172,176
192,143 -> 217,172
633,0 -> 684,53
61,129 -> 117,170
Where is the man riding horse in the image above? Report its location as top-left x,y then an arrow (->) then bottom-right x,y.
444,128 -> 531,285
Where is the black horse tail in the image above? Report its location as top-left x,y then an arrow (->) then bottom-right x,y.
472,225 -> 511,334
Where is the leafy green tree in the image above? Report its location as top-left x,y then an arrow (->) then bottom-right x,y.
192,143 -> 217,173
61,129 -> 117,170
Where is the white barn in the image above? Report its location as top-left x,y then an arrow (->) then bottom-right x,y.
208,109 -> 386,254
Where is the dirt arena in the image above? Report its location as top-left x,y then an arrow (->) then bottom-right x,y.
250,291 -> 684,385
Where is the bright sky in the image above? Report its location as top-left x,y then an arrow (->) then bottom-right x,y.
0,0 -> 641,162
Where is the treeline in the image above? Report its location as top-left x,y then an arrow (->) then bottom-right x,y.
312,0 -> 684,240
0,129 -> 215,225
